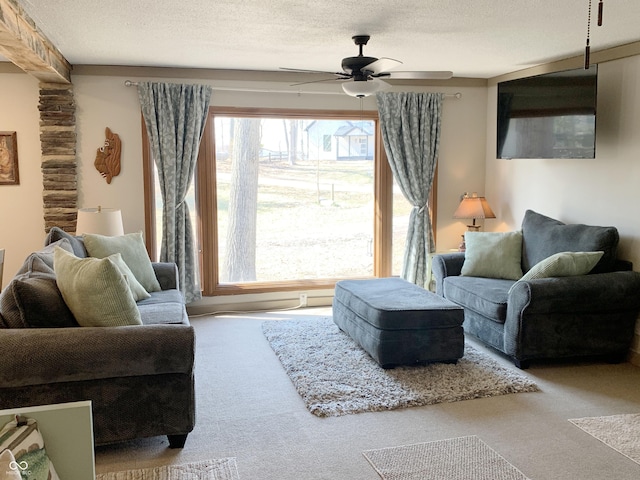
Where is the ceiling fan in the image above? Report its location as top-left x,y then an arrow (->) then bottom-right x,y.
281,35 -> 453,97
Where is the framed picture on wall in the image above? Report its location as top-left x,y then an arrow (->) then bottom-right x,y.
0,131 -> 19,185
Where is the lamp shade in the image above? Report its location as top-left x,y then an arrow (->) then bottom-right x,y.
76,207 -> 124,236
453,193 -> 496,220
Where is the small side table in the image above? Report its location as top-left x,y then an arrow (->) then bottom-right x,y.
427,249 -> 460,292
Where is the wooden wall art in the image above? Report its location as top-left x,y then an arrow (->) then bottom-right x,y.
94,127 -> 121,184
0,132 -> 19,185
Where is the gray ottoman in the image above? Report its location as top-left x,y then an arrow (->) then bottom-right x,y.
332,278 -> 464,368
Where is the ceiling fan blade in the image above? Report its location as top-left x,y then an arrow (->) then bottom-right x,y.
362,57 -> 402,75
280,67 -> 350,77
290,77 -> 350,86
383,70 -> 454,80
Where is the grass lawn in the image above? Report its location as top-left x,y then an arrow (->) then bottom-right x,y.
216,159 -> 411,282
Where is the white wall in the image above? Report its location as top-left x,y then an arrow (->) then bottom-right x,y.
0,72 -> 45,285
485,54 -> 640,363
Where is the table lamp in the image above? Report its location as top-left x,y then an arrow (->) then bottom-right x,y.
453,192 -> 496,251
76,206 -> 124,236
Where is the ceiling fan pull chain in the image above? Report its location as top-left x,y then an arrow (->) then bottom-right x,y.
584,0 -> 592,69
598,0 -> 604,26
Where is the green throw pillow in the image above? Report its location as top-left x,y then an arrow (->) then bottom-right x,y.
109,252 -> 151,301
461,231 -> 524,280
519,251 -> 604,281
54,247 -> 142,327
83,232 -> 161,293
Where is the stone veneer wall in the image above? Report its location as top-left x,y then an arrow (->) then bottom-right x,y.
38,82 -> 77,233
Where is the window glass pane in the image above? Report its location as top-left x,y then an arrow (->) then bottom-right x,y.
215,116 -> 375,283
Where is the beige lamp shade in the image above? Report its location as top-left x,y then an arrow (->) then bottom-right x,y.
453,193 -> 496,224
76,207 -> 124,236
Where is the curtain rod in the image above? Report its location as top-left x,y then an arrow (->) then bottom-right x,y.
124,80 -> 462,98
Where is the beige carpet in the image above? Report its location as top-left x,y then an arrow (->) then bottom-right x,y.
363,436 -> 530,480
569,413 -> 640,465
96,458 -> 239,480
262,316 -> 538,416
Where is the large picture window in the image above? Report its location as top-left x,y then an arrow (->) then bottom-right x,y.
144,106 -> 435,296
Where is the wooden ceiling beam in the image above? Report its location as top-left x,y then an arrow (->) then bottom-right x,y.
0,0 -> 71,83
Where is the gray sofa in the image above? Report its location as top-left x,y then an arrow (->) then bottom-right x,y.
432,210 -> 640,368
0,228 -> 195,448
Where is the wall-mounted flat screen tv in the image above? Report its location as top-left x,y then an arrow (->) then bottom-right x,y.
497,65 -> 597,159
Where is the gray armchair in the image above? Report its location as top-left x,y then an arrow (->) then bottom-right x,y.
432,210 -> 640,368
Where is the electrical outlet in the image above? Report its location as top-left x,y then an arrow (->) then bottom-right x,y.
299,293 -> 308,307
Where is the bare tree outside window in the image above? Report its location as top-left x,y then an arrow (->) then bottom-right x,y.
223,118 -> 261,282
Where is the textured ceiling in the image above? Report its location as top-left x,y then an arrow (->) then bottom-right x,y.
12,0 -> 640,79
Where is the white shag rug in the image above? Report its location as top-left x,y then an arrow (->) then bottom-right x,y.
96,458 -> 239,480
363,436 -> 530,480
569,413 -> 640,465
261,317 -> 538,417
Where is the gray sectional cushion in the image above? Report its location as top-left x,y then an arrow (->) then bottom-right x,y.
444,276 -> 513,324
521,210 -> 618,274
138,290 -> 189,326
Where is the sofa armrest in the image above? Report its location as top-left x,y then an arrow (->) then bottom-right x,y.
431,252 -> 466,296
153,262 -> 179,290
504,270 -> 640,356
0,324 -> 195,389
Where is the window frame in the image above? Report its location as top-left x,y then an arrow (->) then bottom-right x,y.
143,106 -> 437,297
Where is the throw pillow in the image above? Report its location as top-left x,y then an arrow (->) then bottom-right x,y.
0,239 -> 78,329
83,232 -> 161,293
15,238 -> 74,276
519,251 -> 604,282
461,231 -> 524,280
0,415 -> 60,480
44,226 -> 87,258
2,274 -> 79,328
54,247 -> 142,327
521,210 -> 618,274
109,252 -> 151,301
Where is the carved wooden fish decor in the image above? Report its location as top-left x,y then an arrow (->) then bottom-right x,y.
94,127 -> 121,184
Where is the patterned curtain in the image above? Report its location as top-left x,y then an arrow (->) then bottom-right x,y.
376,92 -> 444,287
138,82 -> 212,303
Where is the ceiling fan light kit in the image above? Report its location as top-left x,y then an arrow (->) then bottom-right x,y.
283,34 -> 453,97
342,79 -> 385,97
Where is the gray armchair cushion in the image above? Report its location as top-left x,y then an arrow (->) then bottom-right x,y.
521,210 -> 619,274
444,276 -> 513,324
